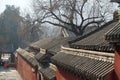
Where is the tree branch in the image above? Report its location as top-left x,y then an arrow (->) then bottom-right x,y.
50,11 -> 72,25
42,20 -> 73,30
84,17 -> 101,21
81,21 -> 99,31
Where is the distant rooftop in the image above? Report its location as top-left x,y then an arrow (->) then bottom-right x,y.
30,37 -> 74,55
70,20 -> 117,52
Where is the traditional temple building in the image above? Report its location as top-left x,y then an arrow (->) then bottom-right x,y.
51,10 -> 120,80
15,1 -> 120,79
52,47 -> 114,80
16,47 -> 57,80
51,20 -> 117,80
105,20 -> 120,80
16,37 -> 74,80
16,18 -> 120,80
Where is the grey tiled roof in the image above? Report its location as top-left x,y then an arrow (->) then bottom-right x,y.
105,22 -> 120,43
35,52 -> 44,61
30,38 -> 54,49
30,37 -> 74,55
36,53 -> 56,80
47,37 -> 73,55
71,21 -> 117,52
51,52 -> 114,80
38,67 -> 56,80
16,48 -> 56,80
35,52 -> 51,66
16,48 -> 39,68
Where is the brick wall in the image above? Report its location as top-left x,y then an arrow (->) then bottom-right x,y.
56,68 -> 82,80
16,54 -> 37,80
114,49 -> 120,80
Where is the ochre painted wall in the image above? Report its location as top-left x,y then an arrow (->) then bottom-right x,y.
16,54 -> 37,80
56,68 -> 82,80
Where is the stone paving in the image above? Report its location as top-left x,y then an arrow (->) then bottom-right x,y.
0,67 -> 23,80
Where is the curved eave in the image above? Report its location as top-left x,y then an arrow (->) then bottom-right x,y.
106,38 -> 120,44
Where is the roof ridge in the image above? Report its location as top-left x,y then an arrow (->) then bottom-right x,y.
69,20 -> 115,43
61,46 -> 114,63
105,21 -> 120,37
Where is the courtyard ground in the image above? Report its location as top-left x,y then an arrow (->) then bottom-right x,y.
0,66 -> 23,80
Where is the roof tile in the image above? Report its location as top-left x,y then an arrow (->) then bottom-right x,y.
52,52 -> 114,79
105,22 -> 120,43
16,48 -> 39,68
71,21 -> 117,52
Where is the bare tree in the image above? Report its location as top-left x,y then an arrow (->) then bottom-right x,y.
17,14 -> 43,46
33,0 -> 116,36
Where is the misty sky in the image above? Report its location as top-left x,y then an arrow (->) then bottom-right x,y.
0,0 -> 119,17
0,0 -> 33,15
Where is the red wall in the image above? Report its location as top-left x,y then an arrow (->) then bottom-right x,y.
56,68 -> 82,80
114,50 -> 120,80
56,68 -> 114,80
16,54 -> 37,80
